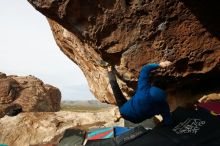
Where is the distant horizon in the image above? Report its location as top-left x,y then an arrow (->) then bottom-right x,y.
62,98 -> 100,102
0,1 -> 96,101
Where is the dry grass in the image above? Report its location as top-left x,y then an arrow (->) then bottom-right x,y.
60,105 -> 105,112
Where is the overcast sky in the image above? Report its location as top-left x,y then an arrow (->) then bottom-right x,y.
0,1 -> 95,100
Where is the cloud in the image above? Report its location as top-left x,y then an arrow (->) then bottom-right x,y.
0,1 -> 95,100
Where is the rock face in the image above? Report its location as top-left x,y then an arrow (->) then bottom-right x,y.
0,109 -> 123,146
27,0 -> 220,104
0,73 -> 61,118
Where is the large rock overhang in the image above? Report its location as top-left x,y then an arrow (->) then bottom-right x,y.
27,0 -> 220,104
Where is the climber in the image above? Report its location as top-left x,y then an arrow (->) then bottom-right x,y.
107,61 -> 172,124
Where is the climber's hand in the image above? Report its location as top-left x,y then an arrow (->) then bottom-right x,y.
153,115 -> 163,125
159,60 -> 172,68
107,66 -> 112,72
198,93 -> 220,103
114,115 -> 122,122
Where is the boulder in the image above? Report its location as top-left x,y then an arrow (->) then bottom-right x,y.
27,0 -> 220,104
0,74 -> 19,104
0,73 -> 61,118
0,108 -> 123,146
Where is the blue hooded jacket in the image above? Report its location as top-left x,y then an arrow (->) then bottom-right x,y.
119,64 -> 172,124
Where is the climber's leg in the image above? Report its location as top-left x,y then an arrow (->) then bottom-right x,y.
108,68 -> 127,107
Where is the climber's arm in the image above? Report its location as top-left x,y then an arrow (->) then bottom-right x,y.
137,64 -> 160,90
137,61 -> 172,90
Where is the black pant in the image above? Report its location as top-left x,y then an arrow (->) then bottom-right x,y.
108,71 -> 127,107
